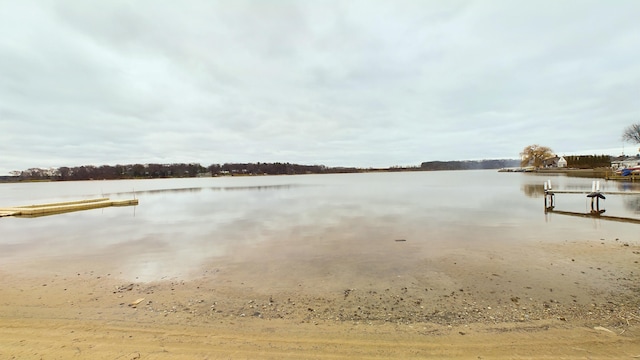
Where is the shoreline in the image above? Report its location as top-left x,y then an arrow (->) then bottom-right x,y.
2,236 -> 639,358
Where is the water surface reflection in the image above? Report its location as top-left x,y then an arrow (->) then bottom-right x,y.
107,184 -> 302,197
1,171 -> 638,282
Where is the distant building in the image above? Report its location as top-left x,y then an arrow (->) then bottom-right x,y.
611,155 -> 640,170
557,156 -> 567,168
542,156 -> 560,168
541,155 -> 567,168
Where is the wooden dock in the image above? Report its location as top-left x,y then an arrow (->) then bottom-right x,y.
0,198 -> 138,218
604,174 -> 640,181
543,180 -> 640,224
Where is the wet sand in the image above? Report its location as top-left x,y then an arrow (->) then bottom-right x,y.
1,235 -> 639,359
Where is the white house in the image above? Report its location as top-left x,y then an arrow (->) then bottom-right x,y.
557,156 -> 567,168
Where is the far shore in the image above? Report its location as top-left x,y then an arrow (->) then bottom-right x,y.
501,167 -> 640,180
0,166 -> 628,184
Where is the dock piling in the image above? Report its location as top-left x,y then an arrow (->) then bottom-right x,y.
544,180 -> 555,211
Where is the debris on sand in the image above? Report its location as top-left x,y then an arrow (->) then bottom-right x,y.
115,283 -> 135,293
593,326 -> 615,334
129,298 -> 145,308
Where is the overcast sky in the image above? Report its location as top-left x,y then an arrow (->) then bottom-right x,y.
1,0 -> 639,174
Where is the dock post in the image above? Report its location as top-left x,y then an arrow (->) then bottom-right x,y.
544,180 -> 555,211
587,181 -> 605,214
590,181 -> 596,212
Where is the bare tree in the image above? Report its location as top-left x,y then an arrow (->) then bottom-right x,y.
520,144 -> 554,168
622,123 -> 640,144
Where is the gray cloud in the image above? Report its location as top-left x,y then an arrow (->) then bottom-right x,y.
1,0 -> 640,174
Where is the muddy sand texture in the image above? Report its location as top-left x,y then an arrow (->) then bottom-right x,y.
1,236 -> 639,359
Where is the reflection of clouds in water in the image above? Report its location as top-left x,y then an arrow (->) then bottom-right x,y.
3,173 -> 640,282
114,188 -> 314,280
130,261 -> 167,282
107,184 -> 304,197
120,246 -> 228,282
623,196 -> 640,213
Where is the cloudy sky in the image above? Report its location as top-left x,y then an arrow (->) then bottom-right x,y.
1,0 -> 639,174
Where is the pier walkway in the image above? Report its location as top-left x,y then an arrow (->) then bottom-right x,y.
0,198 -> 138,218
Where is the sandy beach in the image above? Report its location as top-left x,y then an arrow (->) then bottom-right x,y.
3,0 -> 640,356
1,234 -> 639,359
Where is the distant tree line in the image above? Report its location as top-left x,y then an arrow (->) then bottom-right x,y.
216,163 -> 335,175
12,163 -> 209,181
420,159 -> 520,171
8,162 -> 360,181
563,155 -> 611,169
7,159 -> 522,182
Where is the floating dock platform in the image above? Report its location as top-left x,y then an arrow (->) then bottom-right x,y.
0,198 -> 138,218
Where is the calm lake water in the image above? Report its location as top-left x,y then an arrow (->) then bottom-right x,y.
1,170 -> 639,282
